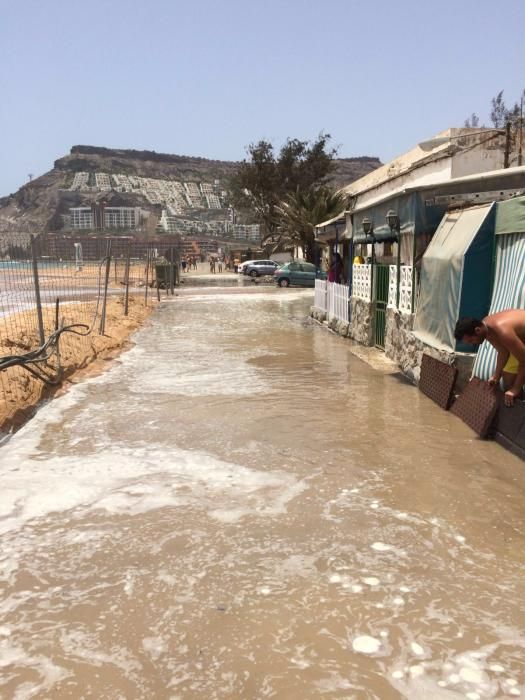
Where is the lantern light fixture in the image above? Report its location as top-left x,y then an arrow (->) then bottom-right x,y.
362,217 -> 373,237
386,209 -> 400,232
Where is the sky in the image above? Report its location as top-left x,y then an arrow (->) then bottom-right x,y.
1,0 -> 524,196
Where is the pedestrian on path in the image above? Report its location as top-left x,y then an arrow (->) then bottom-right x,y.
328,252 -> 344,283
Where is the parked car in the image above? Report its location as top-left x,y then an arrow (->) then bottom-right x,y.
243,260 -> 280,277
274,261 -> 326,287
237,259 -> 257,274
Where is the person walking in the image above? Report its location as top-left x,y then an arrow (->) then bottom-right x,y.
328,252 -> 344,283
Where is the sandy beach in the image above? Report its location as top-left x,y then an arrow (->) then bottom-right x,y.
0,294 -> 156,435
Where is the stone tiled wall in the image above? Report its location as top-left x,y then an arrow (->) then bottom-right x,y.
384,308 -> 475,389
349,298 -> 374,346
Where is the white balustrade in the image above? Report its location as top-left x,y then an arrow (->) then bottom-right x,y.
314,279 -> 328,312
388,265 -> 397,308
328,282 -> 350,323
399,265 -> 413,314
386,265 -> 413,314
314,280 -> 350,322
352,264 -> 372,301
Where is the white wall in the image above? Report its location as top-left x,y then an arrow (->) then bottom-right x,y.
353,136 -> 508,212
452,148 -> 504,178
355,158 -> 452,210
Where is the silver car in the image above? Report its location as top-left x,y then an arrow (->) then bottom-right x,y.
243,260 -> 280,277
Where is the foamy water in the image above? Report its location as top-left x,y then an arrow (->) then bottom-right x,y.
0,288 -> 524,699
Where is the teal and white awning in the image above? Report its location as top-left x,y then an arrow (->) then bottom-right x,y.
413,203 -> 495,351
473,196 -> 525,380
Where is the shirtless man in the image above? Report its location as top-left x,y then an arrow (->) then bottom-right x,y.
454,310 -> 525,406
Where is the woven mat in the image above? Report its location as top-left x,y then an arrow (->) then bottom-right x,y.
419,354 -> 458,410
495,397 -> 525,447
450,377 -> 499,438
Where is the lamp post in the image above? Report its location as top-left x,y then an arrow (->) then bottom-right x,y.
362,216 -> 374,238
386,210 -> 401,308
362,217 -> 375,260
362,217 -> 375,302
518,96 -> 523,167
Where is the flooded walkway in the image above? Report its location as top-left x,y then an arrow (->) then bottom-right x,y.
1,288 -> 524,699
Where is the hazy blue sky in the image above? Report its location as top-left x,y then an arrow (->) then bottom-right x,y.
1,0 -> 524,196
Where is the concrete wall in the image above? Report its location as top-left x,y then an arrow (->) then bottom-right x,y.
354,158 -> 452,211
452,145 -> 504,178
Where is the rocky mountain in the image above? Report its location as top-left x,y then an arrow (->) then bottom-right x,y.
0,146 -> 381,234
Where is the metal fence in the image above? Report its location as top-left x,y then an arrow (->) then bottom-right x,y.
0,232 -> 179,433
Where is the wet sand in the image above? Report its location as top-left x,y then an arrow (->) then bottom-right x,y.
0,295 -> 156,434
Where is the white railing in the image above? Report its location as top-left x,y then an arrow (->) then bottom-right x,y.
352,264 -> 372,301
314,279 -> 328,311
387,265 -> 413,314
388,265 -> 397,308
328,282 -> 350,322
314,280 -> 350,322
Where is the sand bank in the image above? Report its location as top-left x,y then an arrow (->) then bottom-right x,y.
0,295 -> 157,435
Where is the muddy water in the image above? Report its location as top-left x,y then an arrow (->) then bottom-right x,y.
0,288 -> 524,699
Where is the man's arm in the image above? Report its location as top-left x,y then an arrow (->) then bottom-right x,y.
496,329 -> 525,404
486,337 -> 509,385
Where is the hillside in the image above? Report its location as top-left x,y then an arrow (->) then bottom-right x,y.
0,146 -> 381,234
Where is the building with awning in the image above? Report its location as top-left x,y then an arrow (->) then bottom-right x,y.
312,126 -> 525,380
316,127 -> 518,291
314,211 -> 347,245
413,203 -> 495,352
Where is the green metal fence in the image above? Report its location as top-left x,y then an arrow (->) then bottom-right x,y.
374,264 -> 390,349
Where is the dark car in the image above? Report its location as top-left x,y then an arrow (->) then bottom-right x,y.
243,260 -> 280,277
274,261 -> 326,287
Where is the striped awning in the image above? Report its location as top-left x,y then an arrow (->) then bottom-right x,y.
473,231 -> 525,379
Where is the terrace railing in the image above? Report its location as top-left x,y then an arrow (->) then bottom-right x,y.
314,279 -> 327,312
352,264 -> 372,301
387,265 -> 414,314
314,280 -> 350,323
328,282 -> 350,323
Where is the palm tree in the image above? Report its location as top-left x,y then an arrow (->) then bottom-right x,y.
274,186 -> 346,262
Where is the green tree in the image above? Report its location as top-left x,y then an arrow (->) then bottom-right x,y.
274,186 -> 347,263
464,112 -> 480,128
505,89 -> 525,128
488,88 -> 525,127
490,90 -> 508,128
229,134 -> 337,235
